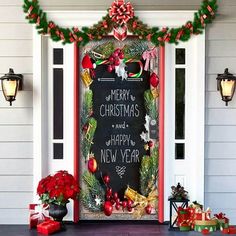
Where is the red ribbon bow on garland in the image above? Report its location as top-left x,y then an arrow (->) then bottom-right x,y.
109,0 -> 134,26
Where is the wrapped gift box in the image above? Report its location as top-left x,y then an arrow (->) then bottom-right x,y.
194,208 -> 211,221
214,213 -> 229,230
177,207 -> 190,226
179,221 -> 191,231
222,226 -> 236,234
194,219 -> 217,233
37,220 -> 61,235
29,204 -> 50,229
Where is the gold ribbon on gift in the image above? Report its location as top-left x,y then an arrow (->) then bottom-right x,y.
195,219 -> 217,226
124,186 -> 158,219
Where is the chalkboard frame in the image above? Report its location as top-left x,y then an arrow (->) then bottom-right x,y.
73,38 -> 165,223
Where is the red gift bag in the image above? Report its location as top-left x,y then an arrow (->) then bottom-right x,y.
37,220 -> 61,235
29,204 -> 50,229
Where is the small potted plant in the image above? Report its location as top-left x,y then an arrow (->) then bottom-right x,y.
37,170 -> 80,221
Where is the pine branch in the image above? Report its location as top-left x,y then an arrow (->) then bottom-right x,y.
81,90 -> 93,129
140,146 -> 159,196
123,40 -> 149,59
81,171 -> 105,212
82,118 -> 97,161
23,0 -> 218,47
144,90 -> 157,120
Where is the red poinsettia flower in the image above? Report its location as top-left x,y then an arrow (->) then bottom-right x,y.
37,170 -> 80,205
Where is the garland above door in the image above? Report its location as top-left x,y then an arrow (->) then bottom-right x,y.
23,0 -> 218,46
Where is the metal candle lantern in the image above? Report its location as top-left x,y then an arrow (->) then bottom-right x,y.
0,68 -> 23,106
216,68 -> 236,106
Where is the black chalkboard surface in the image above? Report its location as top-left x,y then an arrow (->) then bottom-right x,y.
90,61 -> 149,198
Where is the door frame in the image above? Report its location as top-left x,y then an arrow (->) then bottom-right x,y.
33,10 -> 203,222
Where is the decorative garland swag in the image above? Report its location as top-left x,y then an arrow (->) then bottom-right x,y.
23,0 -> 218,47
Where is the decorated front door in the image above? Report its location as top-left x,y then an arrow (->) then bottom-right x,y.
79,38 -> 159,220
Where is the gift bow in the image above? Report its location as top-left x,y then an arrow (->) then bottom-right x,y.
214,212 -> 227,220
195,207 -> 211,220
142,48 -> 158,71
31,205 -> 50,221
109,0 -> 134,25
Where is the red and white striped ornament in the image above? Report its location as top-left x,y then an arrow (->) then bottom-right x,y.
113,25 -> 127,41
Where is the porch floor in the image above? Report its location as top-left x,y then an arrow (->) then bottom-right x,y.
0,223 -> 226,236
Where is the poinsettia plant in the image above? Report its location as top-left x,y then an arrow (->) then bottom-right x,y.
37,170 -> 80,206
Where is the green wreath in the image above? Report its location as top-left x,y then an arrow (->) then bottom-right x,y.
23,0 -> 218,47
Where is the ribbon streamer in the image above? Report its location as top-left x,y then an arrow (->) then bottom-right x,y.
142,47 -> 158,71
124,186 -> 158,219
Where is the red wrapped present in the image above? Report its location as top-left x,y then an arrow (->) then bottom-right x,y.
229,226 -> 236,234
214,212 -> 229,229
29,204 -> 50,229
179,221 -> 191,231
177,207 -> 190,226
194,208 -> 211,221
222,226 -> 236,234
37,220 -> 61,235
187,207 -> 196,229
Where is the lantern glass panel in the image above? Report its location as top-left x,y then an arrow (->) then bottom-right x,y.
2,80 -> 18,97
221,79 -> 235,97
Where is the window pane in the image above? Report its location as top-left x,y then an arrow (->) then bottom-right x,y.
53,143 -> 63,159
53,49 -> 63,65
53,68 -> 63,139
175,68 -> 185,139
176,48 -> 185,65
175,143 -> 185,160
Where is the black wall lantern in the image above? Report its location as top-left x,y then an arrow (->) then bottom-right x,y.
216,68 -> 236,106
0,69 -> 23,106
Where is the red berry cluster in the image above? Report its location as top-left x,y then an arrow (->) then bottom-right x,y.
107,48 -> 125,73
103,174 -> 134,216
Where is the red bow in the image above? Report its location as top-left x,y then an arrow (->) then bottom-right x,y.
109,0 -> 134,26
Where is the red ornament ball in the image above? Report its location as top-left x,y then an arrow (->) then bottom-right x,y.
115,203 -> 120,210
107,65 -> 113,73
106,187 -> 112,196
127,207 -> 132,212
127,199 -> 133,208
150,72 -> 159,88
113,51 -> 119,58
103,175 -> 110,185
108,56 -> 115,63
122,200 -> 127,209
87,156 -> 97,173
103,201 -> 113,216
145,204 -> 152,214
149,141 -> 154,148
115,198 -> 120,205
118,52 -> 124,59
114,59 -> 120,66
113,192 -> 118,200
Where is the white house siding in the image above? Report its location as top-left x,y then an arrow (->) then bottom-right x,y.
0,0 -> 235,224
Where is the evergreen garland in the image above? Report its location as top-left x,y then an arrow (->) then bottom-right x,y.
23,0 -> 218,47
81,90 -> 93,129
80,171 -> 105,212
144,90 -> 157,121
140,146 -> 159,197
82,117 -> 97,161
90,41 -> 115,60
123,40 -> 149,59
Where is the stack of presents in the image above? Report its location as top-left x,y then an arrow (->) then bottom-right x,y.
177,202 -> 236,234
29,204 -> 61,235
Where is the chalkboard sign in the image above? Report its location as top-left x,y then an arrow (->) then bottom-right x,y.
90,62 -> 149,198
